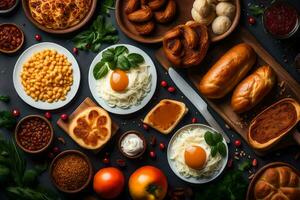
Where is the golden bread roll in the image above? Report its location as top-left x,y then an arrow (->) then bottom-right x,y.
254,166 -> 300,200
231,65 -> 276,113
199,43 -> 256,99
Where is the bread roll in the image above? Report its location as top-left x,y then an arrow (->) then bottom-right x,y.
231,65 -> 276,113
199,43 -> 256,99
212,16 -> 231,35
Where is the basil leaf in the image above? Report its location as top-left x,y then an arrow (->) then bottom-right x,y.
204,131 -> 215,146
102,48 -> 115,62
107,61 -> 116,70
249,5 -> 264,17
117,55 -> 130,71
127,53 -> 144,67
115,46 -> 129,57
217,142 -> 227,157
93,61 -> 109,79
211,146 -> 218,157
213,132 -> 223,144
91,43 -> 102,52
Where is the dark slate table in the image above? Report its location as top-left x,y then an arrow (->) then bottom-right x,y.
0,1 -> 299,199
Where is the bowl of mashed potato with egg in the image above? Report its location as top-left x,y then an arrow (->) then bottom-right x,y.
167,123 -> 228,184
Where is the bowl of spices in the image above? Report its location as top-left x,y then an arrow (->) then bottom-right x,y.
118,130 -> 146,159
50,150 -> 93,193
15,115 -> 53,154
0,23 -> 24,54
263,1 -> 299,39
0,0 -> 19,14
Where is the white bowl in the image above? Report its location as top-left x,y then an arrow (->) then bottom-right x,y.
13,42 -> 81,110
167,123 -> 228,184
88,44 -> 157,115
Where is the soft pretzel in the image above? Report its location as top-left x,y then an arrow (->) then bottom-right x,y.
254,166 -> 300,200
163,21 -> 209,68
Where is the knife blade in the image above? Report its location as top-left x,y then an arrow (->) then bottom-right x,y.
168,67 -> 230,143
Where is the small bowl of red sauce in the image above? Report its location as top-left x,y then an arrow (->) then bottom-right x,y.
0,23 -> 24,54
263,1 -> 299,39
0,0 -> 19,14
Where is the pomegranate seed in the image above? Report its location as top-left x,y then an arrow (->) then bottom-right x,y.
160,80 -> 168,87
116,159 -> 126,167
149,151 -> 156,159
60,114 -> 68,121
35,34 -> 42,41
234,140 -> 242,148
47,152 -> 54,159
159,142 -> 165,150
252,159 -> 258,167
52,147 -> 60,154
44,112 -> 52,119
192,117 -> 197,123
150,136 -> 157,146
12,109 -> 20,117
167,86 -> 176,93
103,157 -> 110,164
73,47 -> 78,55
142,123 -> 149,131
227,158 -> 233,168
248,16 -> 256,25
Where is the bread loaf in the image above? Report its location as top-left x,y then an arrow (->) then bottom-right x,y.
198,43 -> 256,99
254,166 -> 300,200
231,65 -> 276,113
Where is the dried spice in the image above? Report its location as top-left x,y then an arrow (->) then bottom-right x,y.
52,154 -> 90,191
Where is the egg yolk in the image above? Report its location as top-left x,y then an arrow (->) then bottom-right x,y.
184,146 -> 207,170
110,69 -> 129,92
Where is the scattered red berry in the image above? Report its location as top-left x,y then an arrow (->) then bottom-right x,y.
160,80 -> 168,87
60,114 -> 68,121
191,117 -> 197,123
227,158 -> 233,168
248,16 -> 256,25
234,139 -> 242,148
149,151 -> 156,159
103,157 -> 110,164
12,109 -> 20,117
116,159 -> 126,167
167,86 -> 176,93
47,152 -> 54,159
159,142 -> 165,151
35,34 -> 42,41
52,147 -> 60,154
73,47 -> 78,55
150,136 -> 157,146
44,112 -> 52,119
252,158 -> 258,167
142,123 -> 149,131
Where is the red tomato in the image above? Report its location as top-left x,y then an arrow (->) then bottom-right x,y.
93,167 -> 125,199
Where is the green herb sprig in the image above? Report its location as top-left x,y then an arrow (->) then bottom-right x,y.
101,0 -> 115,15
204,131 -> 227,157
249,5 -> 264,16
0,95 -> 10,103
0,111 -> 17,129
72,15 -> 118,52
93,46 -> 145,79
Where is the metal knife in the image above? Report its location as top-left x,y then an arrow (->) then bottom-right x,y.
168,67 -> 230,143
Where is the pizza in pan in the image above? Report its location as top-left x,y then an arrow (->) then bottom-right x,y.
29,0 -> 91,30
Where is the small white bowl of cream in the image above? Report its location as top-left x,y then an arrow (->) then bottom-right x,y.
118,131 -> 146,159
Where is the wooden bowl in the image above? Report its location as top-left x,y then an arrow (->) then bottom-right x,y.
0,23 -> 24,54
21,0 -> 97,34
0,0 -> 20,14
49,150 -> 93,194
118,130 -> 147,159
15,115 -> 54,154
116,0 -> 240,43
246,162 -> 300,200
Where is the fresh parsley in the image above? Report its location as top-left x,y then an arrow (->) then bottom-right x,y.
204,131 -> 227,157
0,95 -> 10,103
249,4 -> 264,16
0,111 -> 16,129
93,46 -> 145,80
101,0 -> 115,15
72,15 -> 118,52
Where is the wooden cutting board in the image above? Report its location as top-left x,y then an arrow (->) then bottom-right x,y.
57,97 -> 119,153
156,27 -> 300,156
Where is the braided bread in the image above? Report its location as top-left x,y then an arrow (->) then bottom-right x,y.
163,21 -> 209,68
254,166 -> 300,200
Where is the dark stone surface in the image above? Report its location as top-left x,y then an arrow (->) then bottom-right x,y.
0,1 -> 299,200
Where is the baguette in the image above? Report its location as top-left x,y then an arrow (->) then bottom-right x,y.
143,99 -> 188,134
231,65 -> 276,113
198,43 -> 256,99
